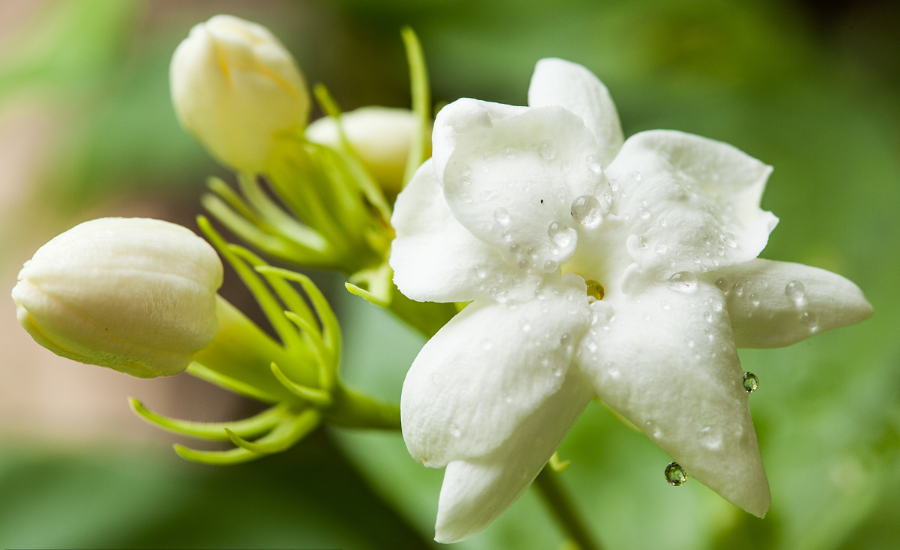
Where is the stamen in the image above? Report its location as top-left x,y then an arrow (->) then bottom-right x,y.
586,280 -> 605,301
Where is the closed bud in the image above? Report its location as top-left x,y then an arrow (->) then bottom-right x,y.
170,14 -> 311,172
306,107 -> 429,195
12,218 -> 223,378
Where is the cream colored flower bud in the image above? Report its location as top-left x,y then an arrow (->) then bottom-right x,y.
306,107 -> 428,195
12,218 -> 223,378
170,14 -> 310,172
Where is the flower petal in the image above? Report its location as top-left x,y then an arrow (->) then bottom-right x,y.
390,160 -> 527,302
577,281 -> 770,517
706,259 -> 872,348
605,130 -> 778,278
527,58 -> 624,168
434,369 -> 595,543
401,274 -> 591,468
432,99 -> 607,275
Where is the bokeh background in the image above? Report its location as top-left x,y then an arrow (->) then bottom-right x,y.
1,0 -> 898,548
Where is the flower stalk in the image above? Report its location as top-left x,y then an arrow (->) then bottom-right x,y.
534,466 -> 602,550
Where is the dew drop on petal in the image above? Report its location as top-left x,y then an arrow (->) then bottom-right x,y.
449,424 -> 461,437
800,311 -> 819,331
609,179 -> 619,191
732,282 -> 744,296
560,333 -> 571,346
494,208 -> 511,226
742,372 -> 759,393
655,243 -> 668,254
668,271 -> 698,293
503,147 -> 517,159
749,293 -> 760,307
699,426 -> 723,450
659,217 -> 667,227
544,260 -> 557,272
660,300 -> 671,310
665,462 -> 688,486
571,195 -> 603,228
637,207 -> 650,220
715,277 -> 729,292
722,232 -> 737,248
632,171 -> 643,182
704,311 -> 713,322
548,222 -> 572,246
586,155 -> 602,174
539,140 -> 557,161
786,280 -> 805,302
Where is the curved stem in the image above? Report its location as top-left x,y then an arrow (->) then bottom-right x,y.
534,465 -> 602,550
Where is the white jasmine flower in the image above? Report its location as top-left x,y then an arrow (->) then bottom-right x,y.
390,58 -> 872,542
170,15 -> 311,172
12,218 -> 223,378
306,106 -> 429,195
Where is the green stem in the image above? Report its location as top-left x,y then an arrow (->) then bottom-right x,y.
327,386 -> 401,430
534,466 -> 602,550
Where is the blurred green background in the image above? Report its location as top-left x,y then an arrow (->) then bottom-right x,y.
1,0 -> 898,548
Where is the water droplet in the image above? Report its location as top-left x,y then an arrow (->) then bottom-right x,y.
638,236 -> 649,249
742,372 -> 759,393
722,232 -> 737,248
518,259 -> 530,270
653,243 -> 667,255
503,147 -> 517,159
660,300 -> 671,310
732,282 -> 744,296
800,311 -> 819,331
704,311 -> 714,322
637,207 -> 651,220
527,246 -> 538,259
699,427 -> 723,450
544,260 -> 557,272
609,179 -> 619,191
539,140 -> 557,161
461,165 -> 472,176
481,339 -> 493,350
668,271 -> 698,293
632,171 -> 643,182
548,222 -> 572,246
460,193 -> 473,203
586,155 -> 602,174
687,339 -> 695,348
493,208 -> 511,226
665,462 -> 688,486
521,320 -> 531,332
571,195 -> 603,228
475,266 -> 487,279
659,217 -> 667,227
693,256 -> 702,264
749,293 -> 760,307
715,246 -> 726,257
715,277 -> 729,292
449,424 -> 461,437
560,333 -> 571,346
539,353 -> 550,367
502,230 -> 513,242
585,280 -> 605,301
786,280 -> 805,302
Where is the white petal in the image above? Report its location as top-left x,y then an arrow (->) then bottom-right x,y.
578,281 -> 770,517
605,130 -> 778,278
390,160 -> 527,302
432,98 -> 607,275
434,369 -> 595,543
706,259 -> 872,348
527,58 -> 624,168
401,274 -> 591,468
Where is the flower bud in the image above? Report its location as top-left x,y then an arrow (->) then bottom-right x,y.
12,218 -> 223,378
170,14 -> 311,173
306,107 -> 429,195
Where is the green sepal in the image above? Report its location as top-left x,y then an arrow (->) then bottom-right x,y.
400,26 -> 431,188
345,282 -> 389,307
129,397 -> 286,441
225,409 -> 321,454
549,452 -> 571,473
271,362 -> 332,407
